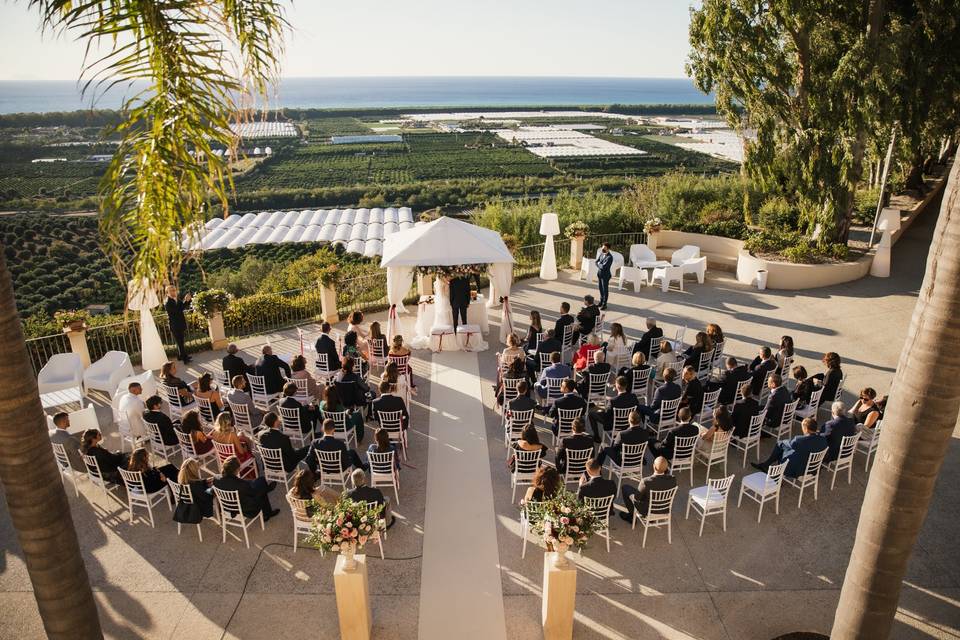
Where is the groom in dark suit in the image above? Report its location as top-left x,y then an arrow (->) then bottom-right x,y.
449,275 -> 471,333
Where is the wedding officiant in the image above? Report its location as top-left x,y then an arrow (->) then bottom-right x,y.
449,275 -> 471,333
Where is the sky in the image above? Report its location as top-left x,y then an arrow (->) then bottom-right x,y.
0,0 -> 696,81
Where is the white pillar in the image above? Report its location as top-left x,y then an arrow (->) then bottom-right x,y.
334,554 -> 372,640
542,552 -> 577,640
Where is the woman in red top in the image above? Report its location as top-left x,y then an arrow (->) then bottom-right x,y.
572,333 -> 602,371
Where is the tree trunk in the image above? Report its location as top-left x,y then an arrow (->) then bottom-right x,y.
0,247 -> 102,639
831,154 -> 960,638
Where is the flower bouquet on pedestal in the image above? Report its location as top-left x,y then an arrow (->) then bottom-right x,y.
307,497 -> 386,571
526,489 -> 601,567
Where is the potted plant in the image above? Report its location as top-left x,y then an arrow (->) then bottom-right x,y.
643,216 -> 663,249
191,289 -> 231,349
563,221 -> 590,239
54,309 -> 90,333
564,221 -> 590,270
308,497 -> 387,571
526,489 -> 601,567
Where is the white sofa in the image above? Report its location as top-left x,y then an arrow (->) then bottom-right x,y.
83,350 -> 135,397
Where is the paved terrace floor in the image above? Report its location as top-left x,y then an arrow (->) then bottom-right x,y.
1,202 -> 958,639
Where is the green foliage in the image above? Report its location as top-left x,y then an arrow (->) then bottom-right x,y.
853,188 -> 880,226
782,243 -> 817,264
205,256 -> 279,297
743,229 -> 805,255
758,197 -> 800,231
258,247 -> 376,293
53,309 -> 90,327
191,289 -> 231,316
564,221 -> 590,238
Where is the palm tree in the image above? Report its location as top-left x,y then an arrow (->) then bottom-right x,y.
1,2 -> 287,636
832,154 -> 960,637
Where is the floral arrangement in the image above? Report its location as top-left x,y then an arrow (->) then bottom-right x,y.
316,263 -> 341,287
415,264 -> 487,278
191,289 -> 231,317
526,489 -> 601,552
643,217 -> 663,234
306,497 -> 386,554
564,221 -> 590,239
53,309 -> 90,330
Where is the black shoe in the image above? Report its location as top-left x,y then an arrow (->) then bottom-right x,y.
264,508 -> 280,521
266,481 -> 278,492
619,512 -> 633,523
182,356 -> 193,364
386,517 -> 397,530
750,462 -> 765,472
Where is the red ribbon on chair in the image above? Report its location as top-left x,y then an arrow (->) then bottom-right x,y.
297,328 -> 304,356
437,332 -> 444,352
463,331 -> 476,351
387,304 -> 398,340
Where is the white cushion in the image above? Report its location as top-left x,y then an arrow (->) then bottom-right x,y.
688,485 -> 726,508
742,472 -> 778,495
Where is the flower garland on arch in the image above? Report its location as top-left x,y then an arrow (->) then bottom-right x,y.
414,263 -> 488,278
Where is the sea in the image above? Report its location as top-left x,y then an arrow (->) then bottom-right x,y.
0,77 -> 712,115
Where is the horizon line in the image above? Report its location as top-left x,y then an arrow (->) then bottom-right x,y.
0,74 -> 695,83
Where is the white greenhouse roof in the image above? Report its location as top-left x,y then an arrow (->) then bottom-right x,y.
184,207 -> 416,257
230,122 -> 298,139
494,128 -> 647,158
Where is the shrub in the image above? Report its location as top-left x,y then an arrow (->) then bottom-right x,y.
743,229 -> 805,254
827,243 -> 850,261
853,188 -> 880,225
192,289 -> 231,316
758,197 -> 800,230
782,243 -> 817,264
205,256 -> 279,297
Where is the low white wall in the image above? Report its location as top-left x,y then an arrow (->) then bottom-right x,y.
652,230 -> 743,271
736,250 -> 874,290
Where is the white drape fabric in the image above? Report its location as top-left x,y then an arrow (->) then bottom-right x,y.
385,266 -> 414,340
127,279 -> 167,371
488,263 -> 514,343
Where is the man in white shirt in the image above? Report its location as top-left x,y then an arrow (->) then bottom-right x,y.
117,381 -> 147,438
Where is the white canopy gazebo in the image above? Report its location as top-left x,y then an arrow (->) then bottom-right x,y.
379,216 -> 516,344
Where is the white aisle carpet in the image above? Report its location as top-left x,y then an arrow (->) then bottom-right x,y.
418,351 -> 507,640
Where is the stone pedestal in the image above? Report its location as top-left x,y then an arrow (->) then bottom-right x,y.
647,230 -> 660,250
319,284 -> 339,323
569,236 -> 584,270
64,327 -> 91,368
206,312 -> 228,350
542,552 -> 577,640
334,554 -> 372,640
417,273 -> 434,297
870,232 -> 893,278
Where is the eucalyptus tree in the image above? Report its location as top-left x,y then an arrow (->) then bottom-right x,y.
687,0 -> 888,243
0,2 -> 287,637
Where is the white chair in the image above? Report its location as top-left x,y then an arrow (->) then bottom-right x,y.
363,500 -> 387,560
679,256 -> 707,285
856,421 -> 883,471
83,351 -> 135,397
68,404 -> 100,432
158,382 -> 196,420
696,351 -> 713,382
213,486 -> 264,548
603,405 -> 635,447
670,244 -> 700,266
583,495 -> 615,553
783,449 -> 828,508
284,376 -> 311,404
175,430 -> 217,475
143,416 -> 181,463
369,450 -> 400,504
315,353 -> 337,385
629,366 -> 652,401
227,400 -> 254,434
215,368 -> 231,389
279,406 -> 310,448
368,339 -> 388,378
649,397 -> 681,439
699,389 -> 721,425
826,433 -> 861,489
212,441 -> 257,478
51,442 -> 80,497
632,486 -> 679,548
560,324 -> 576,362
729,410 -> 766,466
168,479 -> 218,541
259,445 -> 294,489
670,435 -> 700,484
323,410 -> 358,449
38,353 -> 85,396
247,374 -> 279,410
694,430 -> 731,479
762,399 -> 799,440
520,500 -> 543,559
629,243 -> 659,268
794,386 -> 825,421
738,461 -> 787,522
286,495 -> 316,553
562,447 -> 593,487
686,474 -> 735,536
585,372 -> 611,407
376,409 -> 409,461
81,454 -> 121,502
315,449 -> 351,489
603,442 -> 647,495
650,266 -> 685,293
511,448 -> 543,502
118,468 -> 172,527
504,408 -> 534,447
580,249 -> 624,282
539,377 -> 565,408
710,340 -> 726,372
554,407 -> 584,446
195,396 -> 218,428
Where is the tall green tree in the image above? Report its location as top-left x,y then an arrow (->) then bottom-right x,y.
688,0 -> 888,243
0,2 -> 287,637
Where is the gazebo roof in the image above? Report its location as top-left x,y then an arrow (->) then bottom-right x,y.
379,216 -> 514,267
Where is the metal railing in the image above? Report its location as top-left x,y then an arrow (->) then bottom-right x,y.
25,332 -> 71,377
222,286 -> 325,338
585,231 -> 648,257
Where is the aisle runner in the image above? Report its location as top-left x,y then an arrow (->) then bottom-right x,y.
418,351 -> 507,640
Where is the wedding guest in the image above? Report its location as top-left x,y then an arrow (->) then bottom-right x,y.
389,335 -> 417,392
792,365 -> 816,408
290,354 -> 321,401
255,345 -> 291,395
287,468 -> 338,520
222,344 -> 253,385
535,352 -> 572,399
527,328 -> 561,378
79,429 -> 128,483
117,381 -> 148,439
342,331 -> 369,377
307,418 -> 369,473
850,387 -> 881,429
705,323 -> 724,347
524,310 -> 545,353
126,447 -> 179,494
160,361 -> 194,404
333,355 -> 373,414
576,349 -> 611,398
619,456 -> 677,522
655,341 -> 675,380
577,458 -> 617,509
714,357 -> 751,406
522,465 -> 560,505
497,357 -> 529,406
258,412 -> 308,471
178,409 -> 213,455
683,331 -> 714,370
210,412 -> 256,478
368,322 -> 388,363
554,301 -> 575,344
143,395 -> 180,446
679,365 -> 705,418
777,336 -> 795,374
618,351 -> 650,393
812,352 -> 844,404
556,417 -> 594,476
500,333 -> 526,366
572,333 -> 602,371
214,456 -> 280,522
632,318 -> 663,360
508,424 -> 548,470
347,311 -> 369,353
192,372 -> 223,418
749,346 -> 777,396
314,322 -> 342,372
366,427 -> 401,472
372,379 -> 410,430
224,375 -> 264,426
174,458 -> 214,523
752,418 -> 828,478
279,382 -> 319,435
320,384 -> 365,443
731,383 -> 761,438
605,322 -> 628,359
572,295 -> 601,343
49,412 -> 83,471
347,468 -> 394,528
822,401 -> 859,462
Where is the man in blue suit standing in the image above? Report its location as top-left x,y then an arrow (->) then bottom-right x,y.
753,417 -> 828,477
595,243 -> 613,310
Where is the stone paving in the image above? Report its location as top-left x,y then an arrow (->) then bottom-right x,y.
1,200 -> 958,639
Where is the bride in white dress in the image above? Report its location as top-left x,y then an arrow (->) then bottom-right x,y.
432,276 -> 454,328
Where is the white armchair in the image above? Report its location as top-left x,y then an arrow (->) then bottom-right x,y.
680,256 -> 707,284
629,244 -> 659,268
37,353 -> 84,395
650,265 -> 685,292
83,350 -> 135,397
670,245 -> 701,266
580,249 -> 624,282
